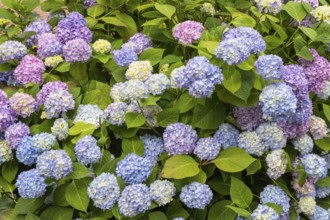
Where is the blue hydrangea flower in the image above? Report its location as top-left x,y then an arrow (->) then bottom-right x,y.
150,180 -> 176,206
287,95 -> 312,125
83,0 -> 97,8
126,80 -> 149,101
310,205 -> 330,220
254,55 -> 284,80
140,134 -> 164,161
301,154 -> 328,180
298,196 -> 316,215
36,150 -> 72,180
5,122 -> 30,149
145,73 -> 170,95
31,133 -> 56,152
37,33 -> 63,59
214,123 -> 240,149
260,185 -> 291,215
16,136 -> 39,166
47,10 -> 66,21
163,123 -> 198,155
251,204 -> 279,220
75,135 -> 102,166
0,41 -> 27,63
116,153 -> 153,184
238,131 -> 266,156
118,184 -> 151,217
215,38 -> 252,65
0,140 -> 12,165
63,38 -> 92,63
103,101 -> 127,126
283,64 -> 309,98
16,169 -> 46,199
24,20 -> 52,47
51,118 -> 69,141
112,47 -> 138,67
318,81 -> 330,100
180,182 -> 213,209
188,79 -> 215,98
73,104 -> 104,129
254,0 -> 282,15
0,71 -> 17,86
316,186 -> 330,198
44,89 -> 75,119
255,123 -> 286,150
310,115 -> 328,140
125,33 -> 152,54
293,134 -> 314,154
87,173 -> 120,210
110,82 -> 128,101
266,149 -> 288,179
193,137 -> 221,161
259,82 -> 297,122
172,66 -> 190,89
173,218 -> 185,220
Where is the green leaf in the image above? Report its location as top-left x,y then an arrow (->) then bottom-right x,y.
192,98 -> 226,129
70,62 -> 87,83
315,138 -> 330,151
176,92 -> 195,113
53,184 -> 70,207
283,2 -> 307,22
157,108 -> 180,127
2,159 -> 18,183
166,201 -> 190,219
0,177 -> 15,193
299,27 -> 317,41
208,200 -> 236,220
212,147 -> 256,172
65,179 -> 90,212
160,55 -> 183,66
149,211 -> 167,220
223,70 -> 242,94
103,12 -> 137,39
55,62 -> 70,73
122,137 -> 144,156
30,120 -> 54,135
142,17 -> 168,26
0,9 -> 16,20
161,155 -> 199,179
125,112 -> 146,128
21,0 -> 40,12
294,36 -> 313,61
139,48 -> 165,66
14,198 -> 44,215
25,213 -> 40,220
141,95 -> 161,106
155,3 -> 176,20
226,206 -> 251,218
67,163 -> 93,179
266,203 -> 283,215
231,12 -> 256,27
87,4 -> 105,18
230,176 -> 253,208
246,159 -> 262,175
93,151 -> 117,175
40,206 -> 73,220
316,176 -> 330,187
323,104 -> 330,122
68,122 -> 95,136
264,36 -> 284,50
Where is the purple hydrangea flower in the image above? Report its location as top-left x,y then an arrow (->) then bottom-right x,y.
238,131 -> 266,156
214,123 -> 240,149
37,33 -> 63,59
287,95 -> 312,124
188,79 -> 215,98
124,33 -> 152,54
277,119 -> 311,139
260,185 -> 290,215
140,134 -> 164,161
301,154 -> 328,180
103,101 -> 127,126
0,41 -> 27,63
44,89 -> 75,119
193,137 -> 221,161
0,101 -> 17,133
172,21 -> 204,44
13,55 -> 45,86
233,105 -> 264,131
16,169 -> 46,199
63,38 -> 92,63
163,123 -> 198,155
292,175 -> 316,198
83,0 -> 97,9
24,20 -> 52,47
310,115 -> 328,140
75,135 -> 102,166
16,136 -> 39,166
9,92 -> 36,118
254,55 -> 284,80
112,47 -> 138,67
5,122 -> 30,149
180,182 -> 213,209
283,64 -> 309,97
36,81 -> 68,106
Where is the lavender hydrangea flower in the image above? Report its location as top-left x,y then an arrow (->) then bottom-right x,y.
16,136 -> 39,166
36,81 -> 68,106
214,123 -> 240,149
150,180 -> 176,206
233,105 -> 264,131
73,104 -> 104,129
266,149 -> 288,179
310,115 -> 328,140
24,20 -> 52,47
16,169 -> 46,199
124,33 -> 152,54
56,12 -> 92,44
118,184 -> 151,217
170,67 -> 185,89
172,21 -> 204,44
277,119 -> 311,139
180,182 -> 213,209
44,89 -> 75,119
193,137 -> 221,161
259,82 -> 297,122
63,38 -> 92,63
5,122 -> 30,149
112,47 -> 138,67
75,135 -> 102,166
0,140 -> 12,165
0,41 -> 27,63
291,176 -> 316,198
92,39 -> 111,54
251,204 -> 279,220
254,55 -> 284,80
103,101 -> 127,126
116,153 -> 153,184
254,0 -> 282,15
0,104 -> 16,133
188,79 -> 215,98
51,118 -> 69,141
140,134 -> 164,160
301,154 -> 328,180
163,123 -> 198,155
283,64 -> 309,98
295,0 -> 319,8
36,150 -> 72,180
145,73 -> 170,95
310,206 -> 330,220
238,131 -> 266,156
260,185 -> 290,215
9,92 -> 36,118
31,133 -> 56,152
47,10 -> 66,21
37,33 -> 63,59
293,134 -> 314,154
83,0 -> 97,8
87,173 -> 120,210
256,123 -> 287,150
318,81 -> 330,100
13,55 -> 45,86
298,196 -> 316,215
125,61 -> 152,81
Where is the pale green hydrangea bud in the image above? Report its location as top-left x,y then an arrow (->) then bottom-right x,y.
201,3 -> 215,16
44,56 -> 64,68
92,39 -> 112,54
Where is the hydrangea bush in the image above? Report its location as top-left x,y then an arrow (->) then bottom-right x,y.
1,0 -> 330,219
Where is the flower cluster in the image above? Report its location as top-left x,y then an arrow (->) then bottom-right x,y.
24,20 -> 52,47
125,61 -> 152,81
254,0 -> 282,15
0,41 -> 27,63
283,64 -> 309,97
251,204 -> 279,220
9,92 -> 36,118
0,93 -> 16,132
92,39 -> 111,54
310,206 -> 330,220
301,154 -> 328,180
73,104 -> 104,128
254,55 -> 284,80
193,137 -> 221,161
238,131 -> 266,156
13,55 -> 45,86
5,122 -> 30,149
63,38 -> 92,63
312,6 -> 330,23
51,118 -> 69,141
140,134 -> 164,161
256,123 -> 287,150
260,185 -> 291,215
31,133 -> 56,152
214,123 -> 240,149
36,81 -> 68,106
201,3 -> 216,16
179,182 -> 213,209
150,180 -> 176,206
37,33 -> 63,59
309,115 -> 328,140
233,105 -> 264,131
103,101 -> 127,126
0,140 -> 13,165
298,196 -> 316,215
172,21 -> 204,44
83,0 -> 97,8
44,56 -> 64,68
266,149 -> 288,179
74,135 -> 102,166
15,169 -> 46,199
293,134 -> 314,154
145,74 -> 170,95
44,89 -> 74,118
16,136 -> 39,166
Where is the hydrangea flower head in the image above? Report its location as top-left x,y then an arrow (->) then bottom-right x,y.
16,136 -> 39,166
24,20 -> 52,47
31,133 -> 56,152
172,21 -> 204,44
201,3 -> 216,16
87,173 -> 120,210
150,180 -> 176,206
283,64 -> 309,97
256,123 -> 287,150
260,185 -> 290,214
125,61 -> 152,81
255,55 -> 284,80
193,137 -> 221,161
312,6 -> 330,23
310,206 -> 330,220
110,82 -> 128,101
9,92 -> 36,118
126,80 -> 149,101
251,204 -> 279,220
316,186 -> 330,198
103,101 -> 127,126
295,0 -> 319,8
301,154 -> 328,180
74,135 -> 102,166
73,104 -> 104,129
44,89 -> 74,119
180,182 -> 213,209
215,38 -> 251,65
116,153 -> 153,184
44,56 -> 64,68
16,169 -> 46,199
233,105 -> 264,131
63,38 -> 92,63
51,118 -> 69,141
140,134 -> 164,160
36,150 -> 72,180
92,39 -> 111,54
36,81 -> 68,106
254,0 -> 282,15
266,149 -> 288,179
277,119 -> 311,139
163,123 -> 198,155
37,33 -> 63,59
293,134 -> 314,154
0,104 -> 16,133
214,123 -> 240,149
83,0 -> 97,8
238,131 -> 266,156
188,79 -> 215,98
298,196 -> 316,215
13,55 -> 45,86
112,47 -> 138,67
310,115 -> 328,140
170,67 -> 185,89
47,10 -> 66,21
0,41 -> 27,63
5,122 -> 30,149
125,33 -> 152,54
118,184 -> 151,217
145,73 -> 170,95
0,140 -> 13,165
